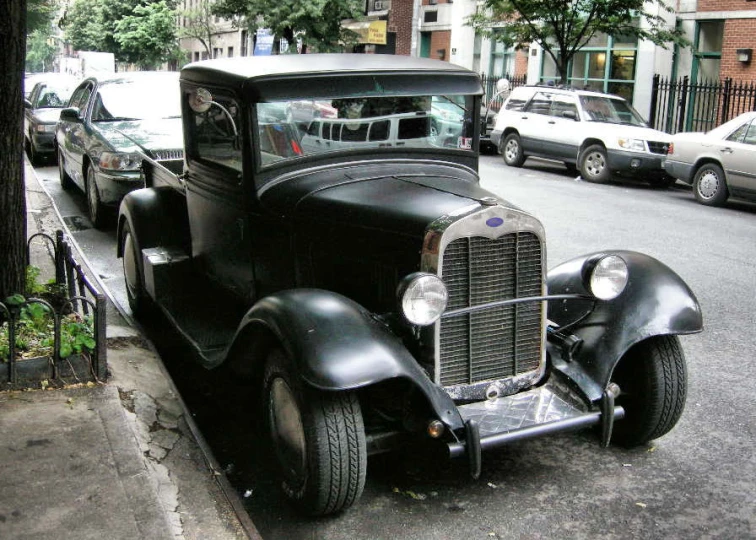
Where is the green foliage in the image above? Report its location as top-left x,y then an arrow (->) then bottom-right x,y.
114,1 -> 179,68
468,0 -> 690,82
0,267 -> 95,362
62,0 -> 179,67
211,0 -> 364,53
27,0 -> 58,35
26,28 -> 58,73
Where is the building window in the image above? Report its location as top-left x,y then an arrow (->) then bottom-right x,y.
194,51 -> 200,62
489,29 -> 514,77
424,10 -> 437,23
228,46 -> 234,58
540,29 -> 638,102
241,30 -> 248,56
213,47 -> 221,58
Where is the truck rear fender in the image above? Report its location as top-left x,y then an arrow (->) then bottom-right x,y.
116,187 -> 190,261
226,289 -> 465,431
547,250 -> 703,399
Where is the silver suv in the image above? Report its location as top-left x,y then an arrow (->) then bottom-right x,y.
490,85 -> 674,186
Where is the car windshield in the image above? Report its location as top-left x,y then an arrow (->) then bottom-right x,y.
35,81 -> 75,109
94,76 -> 181,122
579,96 -> 646,126
255,94 -> 476,168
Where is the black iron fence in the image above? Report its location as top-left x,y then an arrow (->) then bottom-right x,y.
0,230 -> 107,388
480,73 -> 527,109
650,75 -> 756,134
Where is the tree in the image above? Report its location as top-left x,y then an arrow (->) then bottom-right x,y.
468,0 -> 688,84
26,28 -> 58,72
178,0 -> 220,58
0,0 -> 28,300
211,0 -> 364,54
114,0 -> 179,68
62,0 -> 179,66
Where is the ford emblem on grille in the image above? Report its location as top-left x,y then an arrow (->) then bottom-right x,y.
486,217 -> 504,227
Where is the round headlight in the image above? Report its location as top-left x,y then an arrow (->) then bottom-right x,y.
588,255 -> 628,300
398,273 -> 448,326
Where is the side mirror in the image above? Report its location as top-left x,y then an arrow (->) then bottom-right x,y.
24,99 -> 33,109
59,107 -> 81,122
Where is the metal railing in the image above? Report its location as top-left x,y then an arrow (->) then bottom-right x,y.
0,230 -> 107,388
650,75 -> 756,134
480,73 -> 527,109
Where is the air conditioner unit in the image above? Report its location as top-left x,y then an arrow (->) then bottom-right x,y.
374,0 -> 385,10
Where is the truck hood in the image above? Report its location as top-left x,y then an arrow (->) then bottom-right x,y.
95,117 -> 183,154
260,160 -> 522,238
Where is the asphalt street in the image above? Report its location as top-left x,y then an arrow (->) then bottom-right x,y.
33,155 -> 756,539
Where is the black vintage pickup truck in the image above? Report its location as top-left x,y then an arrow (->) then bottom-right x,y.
117,54 -> 703,516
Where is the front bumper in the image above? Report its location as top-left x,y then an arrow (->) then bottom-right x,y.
95,169 -> 143,205
447,375 -> 624,477
31,132 -> 56,155
607,149 -> 666,175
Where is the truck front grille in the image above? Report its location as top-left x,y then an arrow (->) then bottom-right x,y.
438,232 -> 543,386
647,141 -> 670,155
153,149 -> 184,161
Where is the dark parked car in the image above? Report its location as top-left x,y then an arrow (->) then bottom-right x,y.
56,71 -> 184,228
119,55 -> 702,516
24,76 -> 77,164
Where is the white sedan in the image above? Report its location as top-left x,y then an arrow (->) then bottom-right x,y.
665,111 -> 756,206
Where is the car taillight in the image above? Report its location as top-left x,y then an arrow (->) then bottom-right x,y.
667,143 -> 674,155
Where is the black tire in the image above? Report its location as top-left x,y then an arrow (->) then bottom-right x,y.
502,133 -> 525,167
610,335 -> 687,447
120,220 -> 154,318
86,165 -> 110,229
58,149 -> 74,190
693,163 -> 728,206
264,348 -> 367,516
579,144 -> 611,183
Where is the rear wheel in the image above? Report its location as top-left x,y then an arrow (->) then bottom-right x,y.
502,133 -> 525,167
264,348 -> 367,516
693,163 -> 728,206
579,144 -> 611,183
610,335 -> 687,447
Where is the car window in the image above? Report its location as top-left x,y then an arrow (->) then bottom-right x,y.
579,95 -> 646,126
190,94 -> 244,171
744,122 -> 756,146
68,84 -> 92,114
550,95 -> 578,118
726,123 -> 750,144
94,76 -> 181,122
525,92 -> 553,116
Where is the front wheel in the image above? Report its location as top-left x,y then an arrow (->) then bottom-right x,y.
121,220 -> 154,318
693,163 -> 728,206
264,348 -> 367,516
579,144 -> 611,183
86,165 -> 110,229
610,335 -> 687,447
502,133 -> 525,167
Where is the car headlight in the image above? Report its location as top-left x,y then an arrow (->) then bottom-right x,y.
35,124 -> 55,133
618,138 -> 646,152
397,273 -> 448,325
585,255 -> 628,300
98,152 -> 143,171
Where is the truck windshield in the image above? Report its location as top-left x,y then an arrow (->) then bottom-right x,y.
579,95 -> 646,126
255,94 -> 476,168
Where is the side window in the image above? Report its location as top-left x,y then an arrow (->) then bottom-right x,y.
551,96 -> 578,119
307,121 -> 321,137
726,123 -> 750,144
369,120 -> 390,141
191,93 -> 242,171
743,122 -> 756,146
68,84 -> 92,114
525,92 -> 553,115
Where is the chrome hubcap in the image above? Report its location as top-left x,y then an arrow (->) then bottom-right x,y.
505,140 -> 519,161
585,152 -> 605,176
698,171 -> 719,199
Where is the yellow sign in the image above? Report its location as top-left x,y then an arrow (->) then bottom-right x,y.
367,21 -> 387,45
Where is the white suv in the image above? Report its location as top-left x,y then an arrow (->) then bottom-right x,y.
490,85 -> 674,186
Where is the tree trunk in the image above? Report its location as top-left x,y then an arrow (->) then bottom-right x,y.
0,0 -> 28,299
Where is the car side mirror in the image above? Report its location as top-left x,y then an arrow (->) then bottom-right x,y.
562,110 -> 578,121
59,107 -> 81,122
24,99 -> 33,109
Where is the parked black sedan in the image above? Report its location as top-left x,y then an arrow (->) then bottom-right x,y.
56,71 -> 184,229
24,76 -> 78,165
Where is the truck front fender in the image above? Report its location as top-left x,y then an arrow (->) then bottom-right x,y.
547,250 -> 703,397
117,186 -> 190,260
233,288 -> 465,431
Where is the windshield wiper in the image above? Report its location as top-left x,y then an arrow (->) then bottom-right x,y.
437,95 -> 467,112
95,117 -> 140,122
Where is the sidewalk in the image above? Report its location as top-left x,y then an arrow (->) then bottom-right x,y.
0,160 -> 260,539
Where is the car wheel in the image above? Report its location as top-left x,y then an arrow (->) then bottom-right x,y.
610,335 -> 687,447
264,347 -> 367,516
86,165 -> 109,229
502,133 -> 525,167
58,149 -> 74,190
579,144 -> 611,183
121,220 -> 154,318
693,163 -> 728,206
